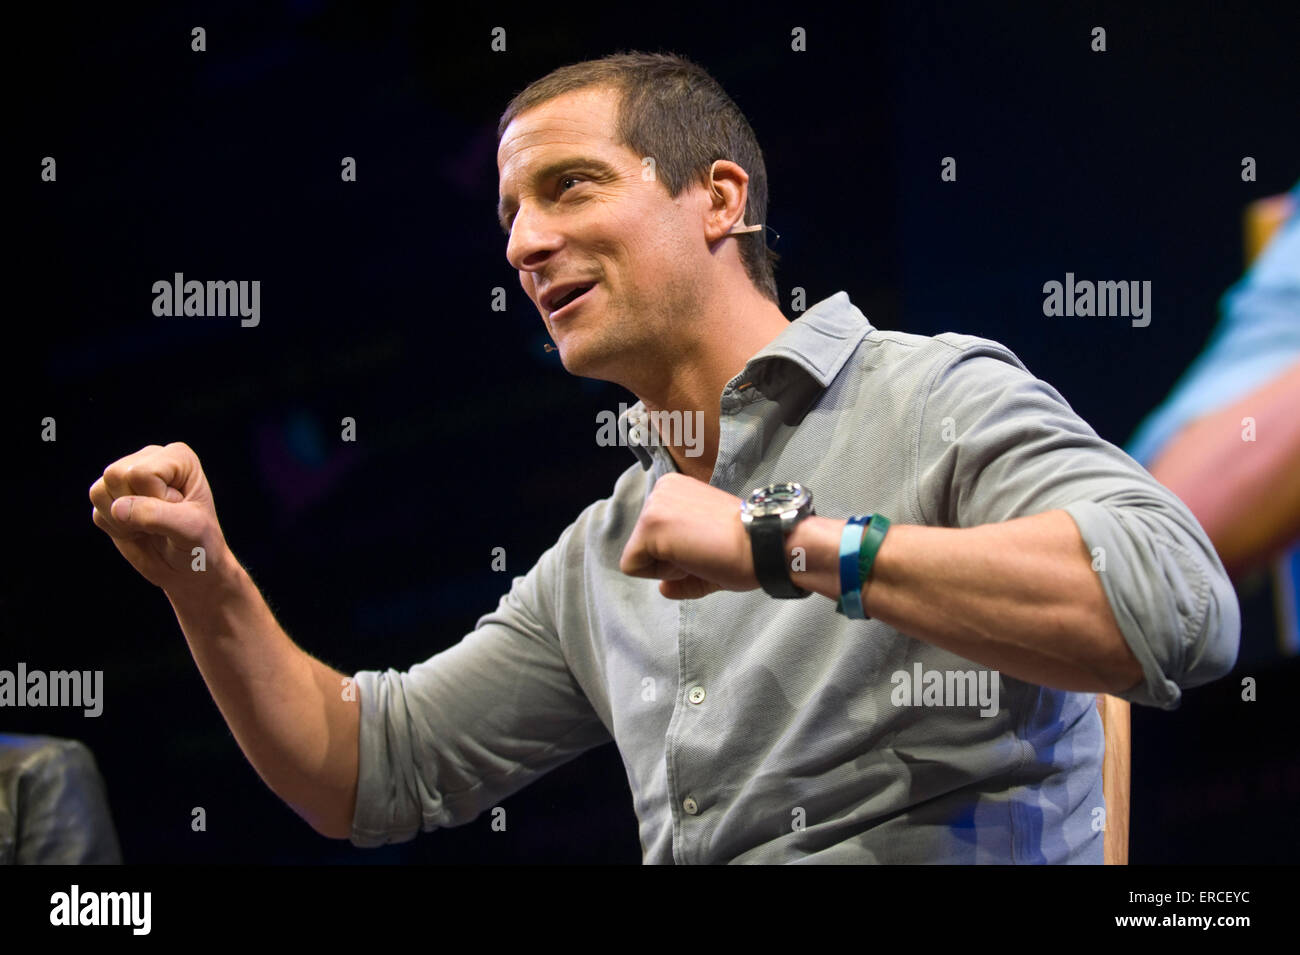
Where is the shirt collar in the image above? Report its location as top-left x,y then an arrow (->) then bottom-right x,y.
740,289 -> 871,388
618,290 -> 873,470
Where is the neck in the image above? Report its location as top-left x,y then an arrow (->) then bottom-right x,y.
632,282 -> 791,483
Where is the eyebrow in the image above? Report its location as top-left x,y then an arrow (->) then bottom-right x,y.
498,156 -> 621,234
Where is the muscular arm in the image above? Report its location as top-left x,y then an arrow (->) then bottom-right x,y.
89,442 -> 362,840
787,510 -> 1143,694
1145,359 -> 1300,580
166,553 -> 360,840
623,345 -> 1239,710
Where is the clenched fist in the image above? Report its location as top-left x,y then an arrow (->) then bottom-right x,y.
89,442 -> 234,596
618,472 -> 758,599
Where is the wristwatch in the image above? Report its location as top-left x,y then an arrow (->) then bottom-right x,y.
740,482 -> 815,598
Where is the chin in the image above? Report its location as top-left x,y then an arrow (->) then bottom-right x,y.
554,336 -> 621,384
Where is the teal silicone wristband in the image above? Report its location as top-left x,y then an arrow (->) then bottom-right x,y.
838,516 -> 869,618
856,514 -> 891,619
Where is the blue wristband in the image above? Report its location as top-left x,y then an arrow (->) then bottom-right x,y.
838,516 -> 870,619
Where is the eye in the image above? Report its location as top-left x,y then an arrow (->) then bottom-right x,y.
503,176 -> 587,235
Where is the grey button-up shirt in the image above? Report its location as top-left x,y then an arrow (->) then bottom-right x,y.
350,291 -> 1239,862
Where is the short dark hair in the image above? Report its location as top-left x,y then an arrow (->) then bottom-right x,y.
497,50 -> 780,305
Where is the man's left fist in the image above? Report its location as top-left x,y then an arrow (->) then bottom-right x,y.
619,472 -> 757,599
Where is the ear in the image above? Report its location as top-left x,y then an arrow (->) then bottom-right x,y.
704,159 -> 752,243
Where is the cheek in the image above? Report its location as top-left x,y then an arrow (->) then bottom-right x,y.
591,204 -> 690,287
614,227 -> 684,279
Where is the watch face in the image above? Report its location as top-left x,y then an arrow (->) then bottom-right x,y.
742,482 -> 811,521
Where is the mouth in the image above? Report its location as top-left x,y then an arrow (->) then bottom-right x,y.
547,283 -> 597,320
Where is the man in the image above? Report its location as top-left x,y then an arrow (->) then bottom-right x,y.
90,52 -> 1239,863
1126,183 -> 1300,656
1,734 -> 122,864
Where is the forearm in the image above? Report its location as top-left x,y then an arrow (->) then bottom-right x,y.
164,553 -> 360,839
788,510 -> 1143,694
1147,359 -> 1300,579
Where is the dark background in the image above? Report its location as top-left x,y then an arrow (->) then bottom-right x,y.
7,0 -> 1297,863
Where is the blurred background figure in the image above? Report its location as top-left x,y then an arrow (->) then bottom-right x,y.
1126,180 -> 1300,665
0,734 -> 123,864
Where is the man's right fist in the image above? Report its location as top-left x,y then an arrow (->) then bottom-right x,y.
90,442 -> 233,595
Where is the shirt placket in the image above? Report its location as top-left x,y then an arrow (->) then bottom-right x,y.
665,373 -> 762,864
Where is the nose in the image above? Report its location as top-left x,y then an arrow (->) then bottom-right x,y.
505,204 -> 562,276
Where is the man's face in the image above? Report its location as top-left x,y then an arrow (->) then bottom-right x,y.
497,85 -> 708,381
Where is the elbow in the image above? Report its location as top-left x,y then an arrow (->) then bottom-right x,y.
1187,594 -> 1241,688
1107,642 -> 1145,696
309,815 -> 353,841
295,797 -> 356,841
1193,557 -> 1242,684
1169,568 -> 1242,693
1152,516 -> 1243,693
1100,548 -> 1241,705
317,821 -> 353,841
318,799 -> 359,841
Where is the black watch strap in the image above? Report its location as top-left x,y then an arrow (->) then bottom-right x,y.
750,516 -> 810,598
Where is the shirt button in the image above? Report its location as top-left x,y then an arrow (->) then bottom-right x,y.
688,686 -> 706,704
683,797 -> 699,815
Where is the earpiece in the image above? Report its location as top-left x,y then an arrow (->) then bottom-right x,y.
711,159 -> 764,236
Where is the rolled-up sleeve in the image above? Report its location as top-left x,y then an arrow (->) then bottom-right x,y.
349,526 -> 612,847
915,340 -> 1241,709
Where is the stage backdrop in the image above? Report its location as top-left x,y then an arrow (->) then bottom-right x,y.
8,1 -> 1298,863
